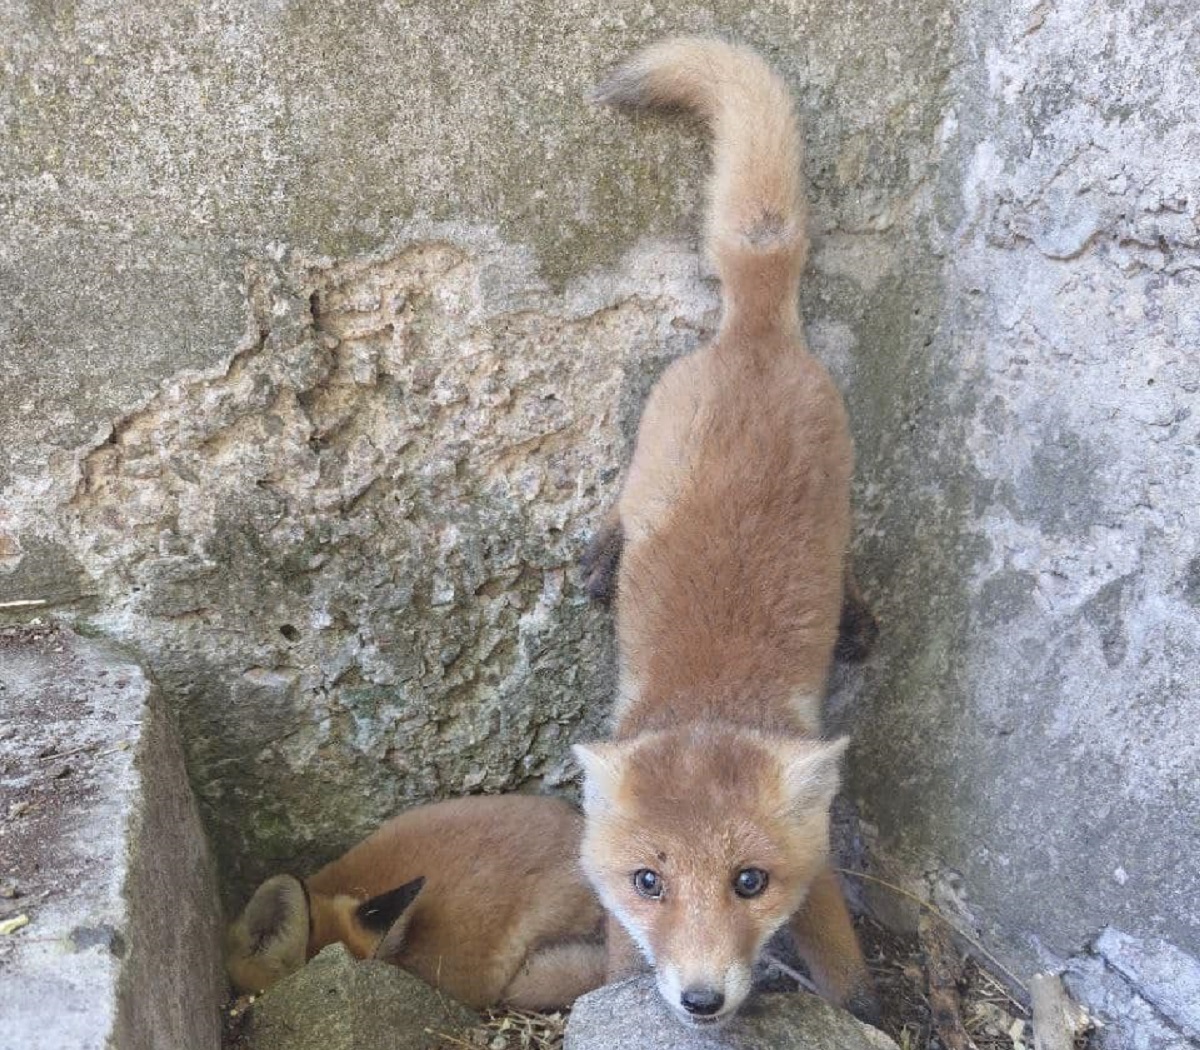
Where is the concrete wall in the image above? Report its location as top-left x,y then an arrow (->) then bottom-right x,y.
839,0 -> 1200,983
2,0 -> 1196,1042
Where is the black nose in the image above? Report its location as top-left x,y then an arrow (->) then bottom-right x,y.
680,987 -> 725,1016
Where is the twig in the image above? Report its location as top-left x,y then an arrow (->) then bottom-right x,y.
36,743 -> 98,763
0,599 -> 48,610
761,950 -> 819,993
424,1029 -> 476,1049
919,912 -> 974,1050
972,960 -> 1031,1016
834,867 -> 1029,997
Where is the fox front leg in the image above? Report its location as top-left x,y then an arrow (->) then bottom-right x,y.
788,865 -> 880,1025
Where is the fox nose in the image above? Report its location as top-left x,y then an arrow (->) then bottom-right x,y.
680,987 -> 725,1016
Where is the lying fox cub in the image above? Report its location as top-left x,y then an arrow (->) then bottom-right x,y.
226,795 -> 605,1010
574,38 -> 879,1028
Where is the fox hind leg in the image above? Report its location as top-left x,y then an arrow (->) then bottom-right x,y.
835,562 -> 879,664
580,506 -> 624,604
502,939 -> 608,1010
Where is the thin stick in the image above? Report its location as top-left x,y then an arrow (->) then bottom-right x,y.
36,742 -> 99,763
919,912 -> 973,1050
761,951 -> 819,994
0,599 -> 48,610
834,867 -> 1029,997
424,1029 -> 476,1049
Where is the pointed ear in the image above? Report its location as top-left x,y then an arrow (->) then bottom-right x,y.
226,874 -> 310,991
779,737 -> 849,816
573,742 -> 627,814
357,876 -> 425,935
368,877 -> 426,961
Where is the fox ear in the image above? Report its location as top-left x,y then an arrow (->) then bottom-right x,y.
573,742 -> 626,813
226,874 -> 310,991
368,877 -> 426,962
779,737 -> 849,816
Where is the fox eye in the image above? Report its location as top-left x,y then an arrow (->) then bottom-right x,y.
734,868 -> 769,898
632,868 -> 664,899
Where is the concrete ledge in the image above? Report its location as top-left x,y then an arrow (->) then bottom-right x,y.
0,622 -> 222,1050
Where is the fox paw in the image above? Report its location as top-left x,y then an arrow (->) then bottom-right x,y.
844,982 -> 883,1028
579,520 -> 624,604
834,593 -> 879,664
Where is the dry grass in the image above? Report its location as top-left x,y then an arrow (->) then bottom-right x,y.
430,1007 -> 567,1050
857,912 -> 1047,1050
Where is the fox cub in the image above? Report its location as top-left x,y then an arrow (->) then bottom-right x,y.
226,795 -> 605,1011
574,38 -> 879,1028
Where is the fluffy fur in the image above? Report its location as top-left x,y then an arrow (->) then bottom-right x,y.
576,37 -> 878,1028
226,795 -> 605,1010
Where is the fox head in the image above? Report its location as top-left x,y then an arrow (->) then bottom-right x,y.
225,873 -> 426,993
574,727 -> 846,1026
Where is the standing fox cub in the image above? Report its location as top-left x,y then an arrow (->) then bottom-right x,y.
574,38 -> 879,1028
226,796 -> 605,1010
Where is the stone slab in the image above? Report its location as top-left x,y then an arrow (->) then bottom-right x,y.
0,622 -> 223,1050
564,976 -> 898,1050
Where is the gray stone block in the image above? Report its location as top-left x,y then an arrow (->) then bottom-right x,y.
242,943 -> 478,1050
1092,929 -> 1200,1041
563,977 -> 898,1050
0,624 -> 223,1050
1064,953 -> 1198,1050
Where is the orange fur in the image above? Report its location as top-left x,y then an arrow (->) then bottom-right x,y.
226,796 -> 605,1010
576,37 -> 877,1028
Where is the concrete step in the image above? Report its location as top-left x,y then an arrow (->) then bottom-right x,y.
0,622 -> 223,1050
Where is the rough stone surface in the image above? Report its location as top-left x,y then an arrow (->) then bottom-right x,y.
831,0 -> 1200,1010
0,624 -> 223,1050
564,976 -> 899,1050
242,942 -> 477,1050
1065,951 -> 1198,1050
1090,929 -> 1200,1040
1,0 -> 1198,1045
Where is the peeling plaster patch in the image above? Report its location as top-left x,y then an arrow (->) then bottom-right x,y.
0,530 -> 23,574
54,227 -> 717,896
1014,425 -> 1105,539
976,568 -> 1038,628
1080,573 -> 1134,669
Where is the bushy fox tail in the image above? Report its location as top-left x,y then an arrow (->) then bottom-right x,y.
594,37 -> 807,333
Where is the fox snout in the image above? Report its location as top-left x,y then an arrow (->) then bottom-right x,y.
652,908 -> 761,1024
681,987 -> 725,1017
657,953 -> 756,1025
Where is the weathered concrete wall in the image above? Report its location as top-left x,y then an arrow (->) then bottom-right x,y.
0,0 -> 954,898
837,0 -> 1200,1007
1,0 -> 1197,1043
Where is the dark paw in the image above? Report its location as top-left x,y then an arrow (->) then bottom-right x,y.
579,521 -> 624,604
834,594 -> 879,664
845,982 -> 883,1028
